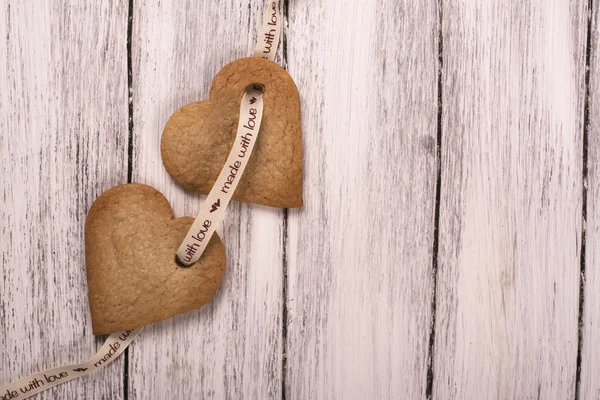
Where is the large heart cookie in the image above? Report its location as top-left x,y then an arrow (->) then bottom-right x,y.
161,57 -> 303,208
85,184 -> 226,335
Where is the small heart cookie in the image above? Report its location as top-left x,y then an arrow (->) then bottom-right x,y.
85,184 -> 226,335
161,57 -> 303,208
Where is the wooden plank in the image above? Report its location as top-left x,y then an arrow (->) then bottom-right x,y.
128,1 -> 284,398
433,1 -> 588,398
581,2 -> 600,398
285,1 -> 439,398
0,1 -> 129,399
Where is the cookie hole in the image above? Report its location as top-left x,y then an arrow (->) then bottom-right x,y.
244,82 -> 265,96
175,255 -> 193,268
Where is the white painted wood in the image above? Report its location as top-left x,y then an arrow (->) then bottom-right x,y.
433,1 -> 588,399
285,1 -> 439,398
0,1 -> 129,399
129,1 -> 284,398
581,3 -> 600,398
2,1 -> 595,399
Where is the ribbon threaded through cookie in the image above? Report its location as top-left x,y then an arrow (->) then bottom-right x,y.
176,3 -> 281,266
176,85 -> 264,266
0,1 -> 281,398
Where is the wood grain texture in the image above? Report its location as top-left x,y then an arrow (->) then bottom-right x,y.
581,2 -> 600,398
285,1 -> 439,398
128,1 -> 284,399
0,0 -> 129,398
2,1 -> 597,399
433,1 -> 589,398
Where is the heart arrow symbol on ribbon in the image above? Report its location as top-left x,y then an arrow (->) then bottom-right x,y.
210,199 -> 221,213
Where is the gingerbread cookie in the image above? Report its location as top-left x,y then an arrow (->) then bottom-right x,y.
161,57 -> 303,208
85,184 -> 226,335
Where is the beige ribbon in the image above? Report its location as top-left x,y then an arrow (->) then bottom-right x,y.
0,329 -> 141,400
0,1 -> 281,398
254,1 -> 282,61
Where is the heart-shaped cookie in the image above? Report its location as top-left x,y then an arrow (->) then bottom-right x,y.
85,184 -> 226,335
161,57 -> 303,208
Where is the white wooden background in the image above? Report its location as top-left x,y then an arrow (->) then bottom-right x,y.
0,0 -> 598,399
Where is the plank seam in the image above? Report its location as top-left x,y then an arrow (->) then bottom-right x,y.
574,1 -> 594,399
281,208 -> 289,400
426,1 -> 444,398
281,2 -> 290,399
127,0 -> 135,186
124,0 -> 135,398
